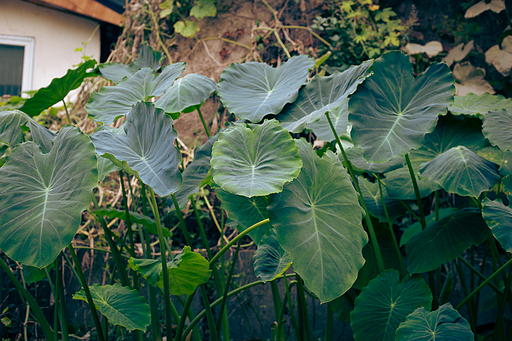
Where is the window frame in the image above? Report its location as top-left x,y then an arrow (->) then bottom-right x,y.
0,35 -> 35,97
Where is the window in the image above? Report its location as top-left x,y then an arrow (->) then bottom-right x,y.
0,35 -> 34,97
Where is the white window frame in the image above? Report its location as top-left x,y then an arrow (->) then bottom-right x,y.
0,35 -> 35,97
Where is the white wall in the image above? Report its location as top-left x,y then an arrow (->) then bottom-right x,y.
0,0 -> 100,94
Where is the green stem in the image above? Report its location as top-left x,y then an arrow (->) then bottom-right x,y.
210,218 -> 270,266
62,100 -> 71,125
456,258 -> 512,310
57,255 -> 69,341
68,245 -> 106,341
171,193 -> 192,245
326,112 -> 385,272
270,280 -> 282,332
398,199 -> 421,221
284,277 -> 299,337
494,265 -> 512,341
458,257 -> 504,296
280,25 -> 332,47
48,264 -> 58,341
0,258 -> 53,340
148,187 -> 173,340
296,275 -> 310,341
197,107 -> 211,138
175,289 -> 198,341
325,303 -> 333,341
200,285 -> 219,341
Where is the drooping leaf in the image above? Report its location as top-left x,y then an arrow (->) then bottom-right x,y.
0,127 -> 98,268
21,60 -> 97,117
384,166 -> 441,200
87,64 -> 185,124
419,146 -> 499,197
215,187 -> 272,244
0,110 -> 27,147
276,61 -> 372,136
217,55 -> 315,122
23,263 -> 54,285
129,246 -> 211,295
97,156 -> 122,182
99,44 -> 164,83
93,208 -> 171,237
26,120 -> 55,154
253,229 -> 292,282
156,73 -> 216,114
350,269 -> 432,341
349,51 -> 454,163
73,284 -> 151,331
268,139 -> 367,302
359,178 -> 406,223
399,208 -> 458,247
91,102 -> 182,197
190,0 -> 216,20
211,119 -> 302,197
174,20 -> 200,38
405,208 -> 490,273
395,304 -> 473,341
482,198 -> 512,253
449,93 -> 512,116
169,135 -> 217,210
483,110 -> 512,152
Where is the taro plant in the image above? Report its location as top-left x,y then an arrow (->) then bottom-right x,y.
1,43 -> 512,341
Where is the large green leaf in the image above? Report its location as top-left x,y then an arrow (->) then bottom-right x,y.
483,109 -> 512,152
399,208 -> 458,247
0,110 -> 27,147
0,126 -> 97,268
91,102 -> 182,197
359,178 -> 406,223
395,304 -> 473,341
87,64 -> 185,124
349,51 -> 454,163
21,60 -> 97,117
384,166 -> 441,200
169,135 -> 217,210
211,119 -> 302,197
217,55 -> 315,122
276,61 -> 372,136
350,270 -> 432,341
344,147 -> 404,174
99,44 -> 164,83
405,208 -> 490,273
93,208 -> 171,237
155,73 -> 216,114
482,198 -> 512,253
449,93 -> 512,116
215,187 -> 272,244
253,229 -> 292,282
268,139 -> 367,302
73,284 -> 151,331
129,246 -> 211,295
419,146 -> 499,197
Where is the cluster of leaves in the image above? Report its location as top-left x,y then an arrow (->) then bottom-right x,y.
1,43 -> 512,340
160,0 -> 217,38
311,0 -> 411,67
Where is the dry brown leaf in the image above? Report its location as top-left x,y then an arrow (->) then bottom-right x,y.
403,41 -> 443,58
465,0 -> 505,18
443,40 -> 474,67
453,62 -> 495,96
485,36 -> 512,76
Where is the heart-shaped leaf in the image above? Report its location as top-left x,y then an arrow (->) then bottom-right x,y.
99,44 -> 164,83
482,198 -> 512,253
87,64 -> 185,124
276,61 -> 372,136
268,139 -> 367,302
0,126 -> 98,268
156,73 -> 216,114
21,60 -> 97,117
217,55 -> 315,122
91,102 -> 182,197
211,119 -> 302,197
169,135 -> 217,210
405,208 -> 490,273
449,93 -> 512,116
395,304 -> 473,341
483,109 -> 512,152
215,187 -> 272,244
129,246 -> 211,295
351,269 -> 432,341
349,51 -> 454,163
419,146 -> 499,197
73,284 -> 151,331
253,229 -> 292,282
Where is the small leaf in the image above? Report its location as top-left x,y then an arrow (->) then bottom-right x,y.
190,0 -> 216,20
405,208 -> 490,273
396,304 -> 473,341
217,55 -> 315,122
350,269 -> 432,341
443,41 -> 474,67
403,41 -> 443,58
465,0 -> 505,18
253,229 -> 292,282
482,198 -> 512,253
211,120 -> 302,197
21,60 -> 97,117
174,20 -> 200,38
73,284 -> 151,331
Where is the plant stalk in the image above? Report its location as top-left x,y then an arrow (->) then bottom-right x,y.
197,107 -> 211,138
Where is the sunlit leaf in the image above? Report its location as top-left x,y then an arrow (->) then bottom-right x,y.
190,0 -> 216,20
174,20 -> 200,38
